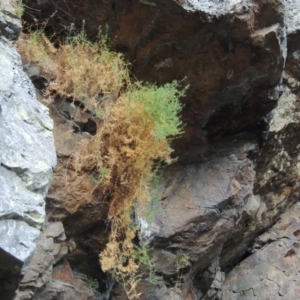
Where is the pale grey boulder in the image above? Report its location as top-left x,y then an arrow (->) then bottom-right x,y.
0,220 -> 40,263
182,0 -> 252,15
0,12 -> 56,300
0,0 -> 21,40
0,40 -> 55,194
0,167 -> 46,227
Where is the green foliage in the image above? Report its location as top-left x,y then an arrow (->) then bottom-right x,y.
86,277 -> 99,290
174,252 -> 191,289
96,107 -> 106,120
132,246 -> 160,284
98,167 -> 110,183
125,81 -> 187,140
175,252 -> 190,271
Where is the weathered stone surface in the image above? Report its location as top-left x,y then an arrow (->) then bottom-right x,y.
0,0 -> 21,40
0,3 -> 56,299
221,203 -> 300,299
0,37 -> 56,229
284,0 -> 300,34
139,148 -> 255,277
31,274 -> 95,300
23,0 -> 285,162
43,97 -> 110,280
0,219 -> 40,263
14,222 -> 67,299
14,220 -> 97,300
218,3 -> 300,297
181,0 -> 252,15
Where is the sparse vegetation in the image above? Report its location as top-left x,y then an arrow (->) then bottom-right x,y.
140,168 -> 165,224
86,276 -> 99,290
17,27 -> 187,299
174,251 -> 191,289
132,246 -> 161,285
10,0 -> 24,19
175,252 -> 190,271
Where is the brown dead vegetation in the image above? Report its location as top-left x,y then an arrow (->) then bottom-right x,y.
17,28 -> 186,299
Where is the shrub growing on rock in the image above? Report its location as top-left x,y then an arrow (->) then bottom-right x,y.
17,28 -> 187,299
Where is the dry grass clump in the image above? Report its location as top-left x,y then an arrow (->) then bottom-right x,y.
17,28 -> 186,299
17,29 -> 129,112
75,82 -> 184,212
74,82 -> 186,298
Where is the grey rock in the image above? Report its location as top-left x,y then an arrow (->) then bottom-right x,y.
0,167 -> 46,227
0,220 -> 40,264
15,222 -> 68,299
221,203 -> 300,299
0,5 -> 56,298
181,0 -> 252,16
284,0 -> 300,33
0,0 -> 21,40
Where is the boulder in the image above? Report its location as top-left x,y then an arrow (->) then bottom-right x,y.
0,3 -> 56,299
0,0 -> 21,40
221,202 -> 300,299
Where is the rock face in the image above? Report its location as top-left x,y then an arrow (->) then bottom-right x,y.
0,0 -> 21,40
218,1 -> 300,298
15,222 -> 96,300
0,2 -> 56,299
15,0 -> 300,299
222,203 -> 300,299
22,0 -> 286,163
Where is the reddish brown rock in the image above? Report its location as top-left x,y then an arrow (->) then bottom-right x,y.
52,261 -> 74,285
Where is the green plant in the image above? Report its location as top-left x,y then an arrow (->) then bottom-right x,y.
174,252 -> 191,289
109,246 -> 161,299
86,277 -> 99,290
132,246 -> 160,284
94,80 -> 185,299
98,167 -> 110,183
175,252 -> 190,271
124,81 -> 186,140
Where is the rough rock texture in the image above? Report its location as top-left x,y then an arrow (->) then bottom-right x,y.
14,222 -> 68,300
217,1 -> 300,298
221,202 -> 300,299
15,221 -> 96,300
0,2 -> 56,299
23,0 -> 286,163
19,0 -> 300,299
180,0 -> 252,14
0,0 -> 21,40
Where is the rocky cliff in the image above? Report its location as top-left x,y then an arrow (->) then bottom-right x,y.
0,1 -> 56,299
2,0 -> 300,299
